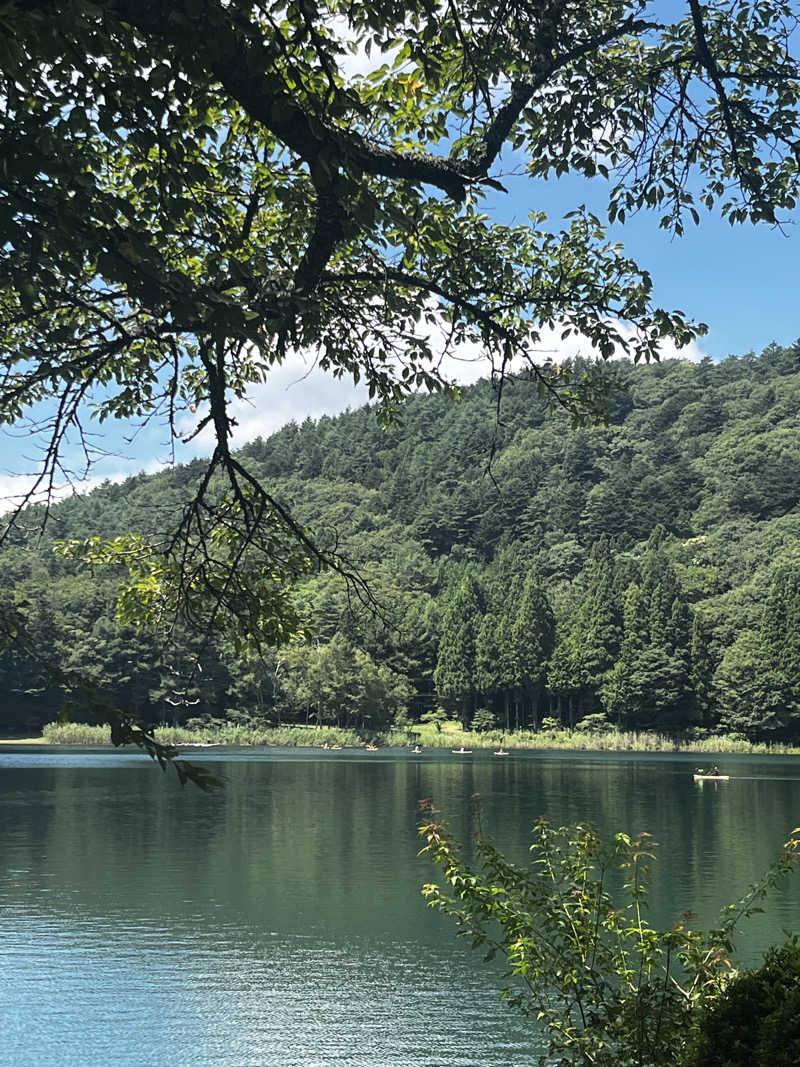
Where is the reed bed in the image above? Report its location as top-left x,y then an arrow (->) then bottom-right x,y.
42,723 -> 112,744
41,721 -> 366,748
390,722 -> 800,756
152,723 -> 365,747
39,720 -> 800,756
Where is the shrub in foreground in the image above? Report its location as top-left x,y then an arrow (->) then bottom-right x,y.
688,940 -> 800,1067
420,805 -> 800,1067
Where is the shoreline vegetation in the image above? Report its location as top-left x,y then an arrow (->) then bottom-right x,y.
7,354 -> 800,751
2,721 -> 800,756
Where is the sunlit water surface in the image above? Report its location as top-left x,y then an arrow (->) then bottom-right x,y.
2,747 -> 800,1065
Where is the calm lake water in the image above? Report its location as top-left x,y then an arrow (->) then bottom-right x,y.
2,747 -> 800,1066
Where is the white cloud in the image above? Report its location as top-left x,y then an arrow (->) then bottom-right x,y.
527,320 -> 708,365
0,471 -> 105,517
0,458 -> 170,518
177,351 -> 372,455
175,318 -> 708,455
326,15 -> 401,82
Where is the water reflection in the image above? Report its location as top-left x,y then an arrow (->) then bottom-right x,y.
2,749 -> 800,1065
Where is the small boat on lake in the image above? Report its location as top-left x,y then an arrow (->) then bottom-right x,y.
494,748 -> 509,756
693,769 -> 729,781
451,747 -> 472,754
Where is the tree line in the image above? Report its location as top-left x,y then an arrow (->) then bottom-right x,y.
3,346 -> 800,740
433,529 -> 800,739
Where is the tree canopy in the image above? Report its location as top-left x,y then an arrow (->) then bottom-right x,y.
5,347 -> 800,748
3,0 -> 800,643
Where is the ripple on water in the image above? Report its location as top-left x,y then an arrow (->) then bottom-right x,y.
0,914 -> 539,1066
3,749 -> 800,1065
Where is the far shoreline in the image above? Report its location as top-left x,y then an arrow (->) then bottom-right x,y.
5,723 -> 800,758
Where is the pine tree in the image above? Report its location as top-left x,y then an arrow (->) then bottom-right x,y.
763,564 -> 800,695
547,627 -> 584,727
690,613 -> 717,728
581,561 -> 623,689
475,612 -> 503,706
714,632 -> 795,739
497,575 -> 524,732
601,583 -> 648,727
511,570 -> 555,729
433,573 -> 484,725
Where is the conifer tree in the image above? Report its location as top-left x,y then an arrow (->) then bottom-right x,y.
434,574 -> 485,726
690,613 -> 717,729
581,556 -> 623,689
762,564 -> 800,696
667,597 -> 693,663
547,542 -> 621,725
497,575 -> 525,732
714,631 -> 795,739
602,582 -> 648,727
475,612 -> 503,711
510,570 -> 555,729
547,628 -> 584,727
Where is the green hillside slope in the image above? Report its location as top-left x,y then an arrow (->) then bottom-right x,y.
3,345 -> 800,740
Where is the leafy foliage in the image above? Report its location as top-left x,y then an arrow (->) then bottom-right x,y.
3,0 -> 800,765
279,632 -> 411,731
688,940 -> 800,1067
419,802 -> 800,1067
4,0 -> 800,636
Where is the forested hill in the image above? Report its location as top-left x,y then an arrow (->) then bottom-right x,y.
3,344 -> 800,740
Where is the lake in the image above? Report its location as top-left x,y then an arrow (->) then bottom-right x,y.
2,747 -> 800,1066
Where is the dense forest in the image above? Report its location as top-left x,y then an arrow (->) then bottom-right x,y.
3,344 -> 800,741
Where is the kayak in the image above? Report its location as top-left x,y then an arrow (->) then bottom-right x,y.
693,773 -> 730,781
451,748 -> 472,754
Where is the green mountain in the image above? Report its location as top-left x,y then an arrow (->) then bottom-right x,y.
3,344 -> 800,740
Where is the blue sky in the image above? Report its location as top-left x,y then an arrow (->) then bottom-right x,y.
493,167 -> 799,361
1,150 -> 798,506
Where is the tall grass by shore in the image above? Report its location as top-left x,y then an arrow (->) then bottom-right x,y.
40,722 -> 364,748
389,722 -> 800,754
37,720 -> 800,756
